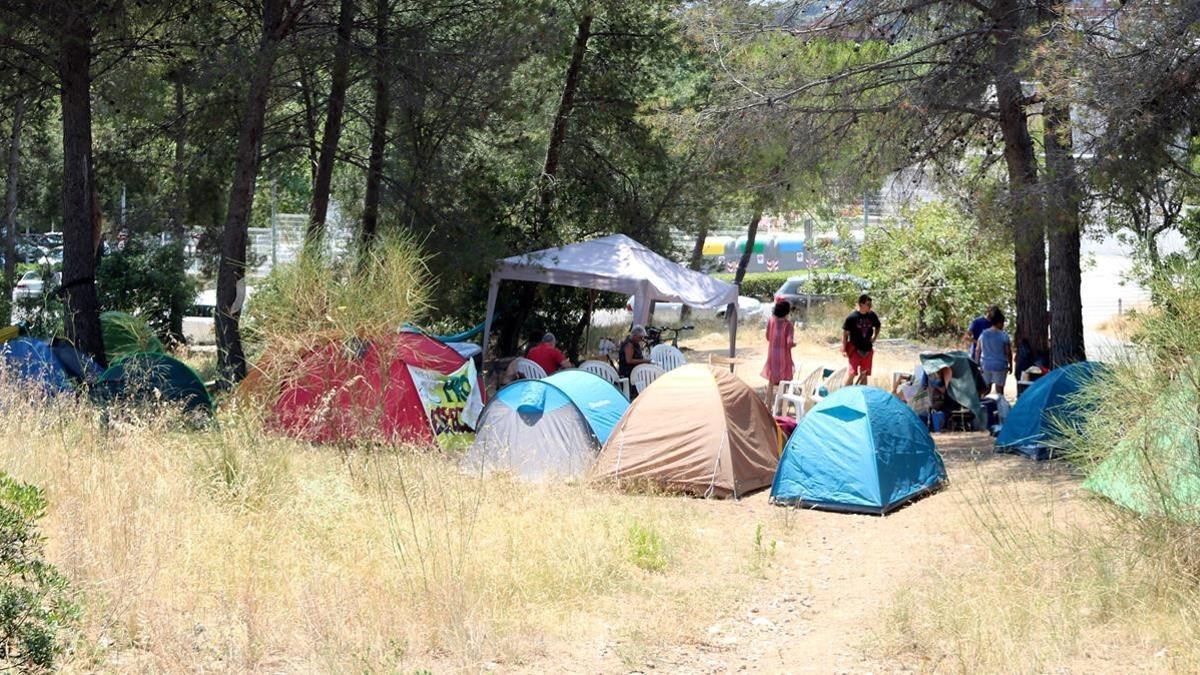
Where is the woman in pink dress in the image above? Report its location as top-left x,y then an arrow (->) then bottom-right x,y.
763,300 -> 795,405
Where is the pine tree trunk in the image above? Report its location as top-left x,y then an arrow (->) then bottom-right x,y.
169,79 -> 187,344
499,14 -> 593,355
733,207 -> 764,288
2,97 -> 24,326
535,13 -> 592,231
993,2 -> 1048,368
58,10 -> 106,364
307,0 -> 355,248
680,222 -> 709,321
1044,100 -> 1086,366
216,0 -> 287,384
360,0 -> 390,250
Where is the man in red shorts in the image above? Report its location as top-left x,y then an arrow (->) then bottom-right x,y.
842,294 -> 881,386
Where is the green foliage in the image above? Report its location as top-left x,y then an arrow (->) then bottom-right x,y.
748,523 -> 777,577
853,202 -> 1014,338
97,239 -> 195,341
626,522 -> 668,573
715,268 -> 848,301
717,271 -> 794,300
0,473 -> 77,671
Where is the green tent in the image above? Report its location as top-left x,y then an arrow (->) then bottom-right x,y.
101,311 -> 164,361
919,351 -> 985,430
98,352 -> 212,415
1083,384 -> 1200,524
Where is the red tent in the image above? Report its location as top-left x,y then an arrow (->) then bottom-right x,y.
270,332 -> 484,445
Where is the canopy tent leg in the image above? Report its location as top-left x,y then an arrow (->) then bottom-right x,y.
481,274 -> 500,370
631,282 -> 652,328
728,302 -> 738,359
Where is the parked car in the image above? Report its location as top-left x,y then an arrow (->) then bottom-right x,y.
36,246 -> 63,267
773,272 -> 871,307
12,270 -> 60,301
624,294 -> 764,320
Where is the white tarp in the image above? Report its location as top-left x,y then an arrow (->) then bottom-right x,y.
481,234 -> 740,363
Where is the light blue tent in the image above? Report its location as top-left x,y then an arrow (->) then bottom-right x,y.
771,386 -> 947,514
996,361 -> 1105,460
465,370 -> 629,480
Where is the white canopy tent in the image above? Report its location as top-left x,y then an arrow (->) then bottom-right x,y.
481,234 -> 740,364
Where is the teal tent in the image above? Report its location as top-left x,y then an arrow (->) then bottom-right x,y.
98,352 -> 212,415
919,351 -> 985,430
996,361 -> 1105,460
771,386 -> 947,514
466,370 -> 628,480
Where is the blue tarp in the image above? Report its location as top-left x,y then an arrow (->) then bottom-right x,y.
771,386 -> 947,514
1,338 -> 71,395
0,337 -> 100,396
996,361 -> 1105,460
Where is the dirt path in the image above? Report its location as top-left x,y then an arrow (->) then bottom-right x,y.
568,435 -> 1083,674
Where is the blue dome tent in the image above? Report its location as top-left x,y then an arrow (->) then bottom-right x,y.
996,361 -> 1105,460
771,386 -> 947,514
466,370 -> 628,480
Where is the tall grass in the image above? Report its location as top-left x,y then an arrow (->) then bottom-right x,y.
0,388 -> 764,671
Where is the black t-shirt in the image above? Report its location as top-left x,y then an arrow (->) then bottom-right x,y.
842,310 -> 881,353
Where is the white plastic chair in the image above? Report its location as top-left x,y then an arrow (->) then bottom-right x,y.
773,366 -> 825,418
810,366 -> 848,408
630,363 -> 665,395
579,359 -> 630,399
649,344 -> 686,371
513,357 -> 548,380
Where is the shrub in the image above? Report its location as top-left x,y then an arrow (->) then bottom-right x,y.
626,522 -> 669,573
852,201 -> 1014,338
0,474 -> 77,671
97,238 -> 196,342
241,234 -> 430,400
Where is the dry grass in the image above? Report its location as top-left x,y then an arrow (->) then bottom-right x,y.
877,479 -> 1200,673
0,391 -> 767,672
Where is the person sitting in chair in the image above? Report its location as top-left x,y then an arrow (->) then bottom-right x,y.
526,332 -> 571,375
618,325 -> 652,381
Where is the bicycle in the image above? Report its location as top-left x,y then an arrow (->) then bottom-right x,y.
645,324 -> 694,349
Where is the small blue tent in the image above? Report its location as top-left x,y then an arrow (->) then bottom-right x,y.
466,370 -> 629,480
771,386 -> 947,514
0,337 -> 100,396
996,361 -> 1105,460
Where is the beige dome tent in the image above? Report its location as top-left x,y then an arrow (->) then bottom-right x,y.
590,364 -> 782,498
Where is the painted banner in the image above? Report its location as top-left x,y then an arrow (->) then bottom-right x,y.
407,359 -> 484,434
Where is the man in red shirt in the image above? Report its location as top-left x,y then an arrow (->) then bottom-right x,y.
526,332 -> 571,375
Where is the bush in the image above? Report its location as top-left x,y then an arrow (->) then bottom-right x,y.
97,238 -> 196,342
853,201 -> 1014,338
0,474 -> 77,670
242,234 -> 429,393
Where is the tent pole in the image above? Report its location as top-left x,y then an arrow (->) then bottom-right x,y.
481,274 -> 501,371
728,301 -> 737,360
